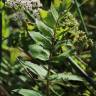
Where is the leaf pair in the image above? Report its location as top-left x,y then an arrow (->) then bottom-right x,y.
28,18 -> 54,61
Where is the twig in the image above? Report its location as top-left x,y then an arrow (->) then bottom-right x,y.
50,86 -> 60,96
79,0 -> 88,7
86,24 -> 96,29
0,85 -> 10,96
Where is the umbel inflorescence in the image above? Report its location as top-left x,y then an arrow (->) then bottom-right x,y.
6,0 -> 42,10
6,0 -> 42,17
5,0 -> 43,27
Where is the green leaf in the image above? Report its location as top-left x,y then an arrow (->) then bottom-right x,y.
68,56 -> 88,76
59,0 -> 72,12
13,89 -> 42,96
71,55 -> 87,70
64,0 -> 72,9
40,9 -> 56,28
2,11 -> 10,38
28,44 -> 50,61
53,0 -> 62,8
24,10 -> 35,21
52,45 -> 73,64
10,48 -> 21,64
24,61 -> 47,78
29,32 -> 51,48
39,9 -> 48,19
50,4 -> 59,23
49,73 -> 83,81
52,51 -> 71,63
68,56 -> 96,89
40,5 -> 59,28
0,1 -> 4,9
35,19 -> 54,39
27,23 -> 35,31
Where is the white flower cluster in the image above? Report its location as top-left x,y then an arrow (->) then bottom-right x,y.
6,0 -> 42,11
6,0 -> 42,18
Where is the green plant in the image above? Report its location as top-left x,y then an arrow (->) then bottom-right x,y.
1,0 -> 96,96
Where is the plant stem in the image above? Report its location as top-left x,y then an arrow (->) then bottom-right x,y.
46,24 -> 56,96
0,85 -> 10,96
0,1 -> 3,64
74,0 -> 88,34
50,86 -> 60,96
47,64 -> 50,96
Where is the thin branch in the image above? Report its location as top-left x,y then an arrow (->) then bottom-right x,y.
86,24 -> 96,29
50,86 -> 61,96
0,85 -> 10,96
79,0 -> 88,7
46,64 -> 50,96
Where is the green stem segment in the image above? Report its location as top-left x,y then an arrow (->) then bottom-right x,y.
74,0 -> 88,34
46,22 -> 56,96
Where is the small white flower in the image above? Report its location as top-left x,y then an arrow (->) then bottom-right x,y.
6,0 -> 42,10
6,0 -> 42,18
